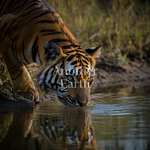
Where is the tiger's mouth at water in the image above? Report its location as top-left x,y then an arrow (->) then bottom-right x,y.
43,85 -> 90,107
58,96 -> 82,107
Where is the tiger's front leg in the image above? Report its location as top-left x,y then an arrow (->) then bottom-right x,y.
2,52 -> 39,102
10,65 -> 39,102
9,65 -> 39,102
0,14 -> 39,102
12,66 -> 39,102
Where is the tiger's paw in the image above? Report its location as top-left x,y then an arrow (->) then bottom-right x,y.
14,87 -> 39,102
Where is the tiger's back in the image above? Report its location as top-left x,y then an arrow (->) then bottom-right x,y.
0,0 -> 101,106
0,0 -> 77,63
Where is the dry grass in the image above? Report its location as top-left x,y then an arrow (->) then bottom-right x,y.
48,0 -> 150,61
0,54 -> 12,87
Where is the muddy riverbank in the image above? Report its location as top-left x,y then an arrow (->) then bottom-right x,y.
92,59 -> 150,92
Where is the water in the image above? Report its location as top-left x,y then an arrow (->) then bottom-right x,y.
0,86 -> 150,150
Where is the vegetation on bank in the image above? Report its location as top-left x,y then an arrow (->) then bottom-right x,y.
48,0 -> 150,61
0,0 -> 150,87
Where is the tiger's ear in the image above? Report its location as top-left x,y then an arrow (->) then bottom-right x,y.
85,45 -> 102,58
44,41 -> 64,62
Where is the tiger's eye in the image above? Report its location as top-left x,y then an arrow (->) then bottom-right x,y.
67,76 -> 73,81
87,77 -> 93,83
87,78 -> 91,82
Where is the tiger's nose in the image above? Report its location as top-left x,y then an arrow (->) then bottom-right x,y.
77,100 -> 89,107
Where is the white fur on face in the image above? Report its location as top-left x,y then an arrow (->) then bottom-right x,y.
90,47 -> 97,50
65,61 -> 76,71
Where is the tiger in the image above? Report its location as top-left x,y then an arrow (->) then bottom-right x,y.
0,0 -> 101,107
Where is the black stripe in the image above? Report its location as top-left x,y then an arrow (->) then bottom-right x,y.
66,97 -> 76,105
71,60 -> 78,65
26,0 -> 42,5
25,11 -> 51,26
35,20 -> 58,24
61,44 -> 79,50
38,51 -> 42,65
23,3 -> 39,11
52,39 -> 71,43
42,32 -> 62,36
0,0 -> 2,6
0,0 -> 7,15
78,54 -> 89,61
14,6 -> 26,15
67,54 -> 76,61
61,45 -> 72,50
65,50 -> 76,54
51,129 -> 57,140
32,36 -> 38,62
12,69 -> 23,80
14,1 -> 28,14
5,0 -> 15,14
8,65 -> 16,71
11,39 -> 18,60
54,74 -> 59,84
12,0 -> 40,15
14,41 -> 18,60
24,82 -> 30,89
44,68 -> 53,83
14,2 -> 39,15
40,29 -> 57,33
22,40 -> 30,64
9,0 -> 19,13
2,15 -> 21,38
21,6 -> 43,17
13,0 -> 26,11
60,26 -> 74,45
55,128 -> 59,138
77,50 -> 86,54
0,22 -> 8,34
66,49 -> 85,54
39,67 -> 52,90
48,68 -> 55,84
60,63 -> 64,69
82,59 -> 88,65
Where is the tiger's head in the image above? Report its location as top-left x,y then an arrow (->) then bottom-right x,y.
37,41 -> 101,107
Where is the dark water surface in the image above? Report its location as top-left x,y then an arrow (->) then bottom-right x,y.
0,85 -> 150,150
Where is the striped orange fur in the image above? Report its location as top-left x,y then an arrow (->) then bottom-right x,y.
0,0 -> 101,106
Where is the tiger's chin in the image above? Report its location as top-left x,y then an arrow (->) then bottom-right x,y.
37,83 -> 81,107
45,89 -> 81,107
58,96 -> 81,107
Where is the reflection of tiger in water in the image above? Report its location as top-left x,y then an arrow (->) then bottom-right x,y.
0,0 -> 101,106
36,108 -> 96,150
0,108 -> 97,150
